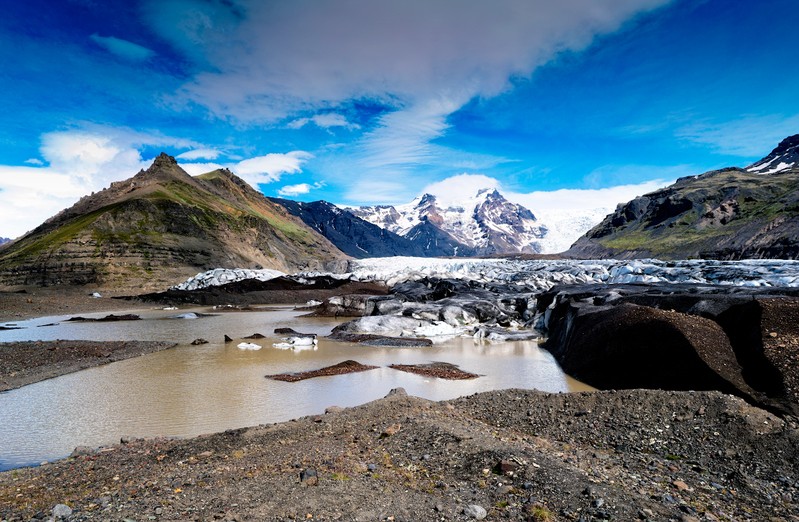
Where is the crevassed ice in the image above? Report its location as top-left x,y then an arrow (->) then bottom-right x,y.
173,258 -> 799,292
340,257 -> 799,290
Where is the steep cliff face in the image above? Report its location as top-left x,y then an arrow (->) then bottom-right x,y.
0,154 -> 347,290
567,166 -> 799,260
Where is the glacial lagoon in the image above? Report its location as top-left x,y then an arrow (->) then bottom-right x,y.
6,257 -> 799,471
0,305 -> 588,471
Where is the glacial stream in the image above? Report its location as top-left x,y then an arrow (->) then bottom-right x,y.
0,306 -> 588,471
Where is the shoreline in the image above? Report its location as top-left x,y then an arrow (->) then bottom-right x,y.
2,279 -> 798,519
0,340 -> 177,393
1,388 -> 796,520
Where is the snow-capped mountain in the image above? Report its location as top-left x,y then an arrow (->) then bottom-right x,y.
351,189 -> 548,255
746,134 -> 799,174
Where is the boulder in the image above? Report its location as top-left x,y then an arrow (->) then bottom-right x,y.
331,316 -> 434,338
307,294 -> 374,317
539,284 -> 799,416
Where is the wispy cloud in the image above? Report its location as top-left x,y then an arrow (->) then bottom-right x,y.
581,163 -> 701,189
288,113 -> 360,131
177,148 -> 222,160
676,114 -> 799,157
139,0 -> 671,192
90,34 -> 156,61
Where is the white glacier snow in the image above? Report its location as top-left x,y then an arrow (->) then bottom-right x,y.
173,257 -> 799,294
335,257 -> 799,290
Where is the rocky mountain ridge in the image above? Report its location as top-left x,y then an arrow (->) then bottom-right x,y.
268,198 -> 429,258
0,154 -> 346,290
351,189 -> 548,256
568,135 -> 799,259
746,134 -> 799,174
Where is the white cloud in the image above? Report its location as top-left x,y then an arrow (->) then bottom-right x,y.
177,148 -> 222,160
24,158 -> 43,166
676,114 -> 799,158
232,151 -> 313,185
277,181 -> 325,197
90,34 -> 156,61
508,179 -> 672,213
357,96 -> 462,170
277,183 -> 311,196
0,126 -> 257,239
420,173 -> 501,206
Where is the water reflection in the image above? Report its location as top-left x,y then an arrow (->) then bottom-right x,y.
0,306 -> 589,470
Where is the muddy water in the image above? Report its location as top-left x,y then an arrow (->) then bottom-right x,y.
0,306 -> 589,470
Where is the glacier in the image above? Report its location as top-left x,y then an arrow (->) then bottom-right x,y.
174,257 -> 799,291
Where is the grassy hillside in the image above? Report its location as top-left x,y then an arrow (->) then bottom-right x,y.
568,168 -> 799,259
0,155 -> 346,291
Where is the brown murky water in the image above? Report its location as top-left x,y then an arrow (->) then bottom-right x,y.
0,306 -> 590,470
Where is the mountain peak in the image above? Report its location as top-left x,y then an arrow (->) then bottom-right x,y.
153,152 -> 178,167
132,152 -> 194,185
746,134 -> 799,174
416,193 -> 438,205
352,187 -> 547,255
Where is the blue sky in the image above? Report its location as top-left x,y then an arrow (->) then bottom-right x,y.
1,0 -> 798,238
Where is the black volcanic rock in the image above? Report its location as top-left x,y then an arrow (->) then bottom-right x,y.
538,284 -> 799,416
269,198 -> 427,258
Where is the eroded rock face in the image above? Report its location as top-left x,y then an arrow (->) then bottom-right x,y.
538,284 -> 799,416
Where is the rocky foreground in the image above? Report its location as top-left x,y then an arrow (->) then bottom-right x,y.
0,388 -> 797,521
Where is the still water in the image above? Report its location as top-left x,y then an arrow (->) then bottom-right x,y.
0,306 -> 589,470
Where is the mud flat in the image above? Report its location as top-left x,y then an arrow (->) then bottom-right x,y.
0,340 -> 176,392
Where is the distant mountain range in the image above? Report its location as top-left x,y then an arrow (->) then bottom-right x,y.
0,237 -> 9,246
568,135 -> 799,259
3,134 -> 799,290
272,189 -> 577,258
0,154 -> 345,290
351,189 -> 548,256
